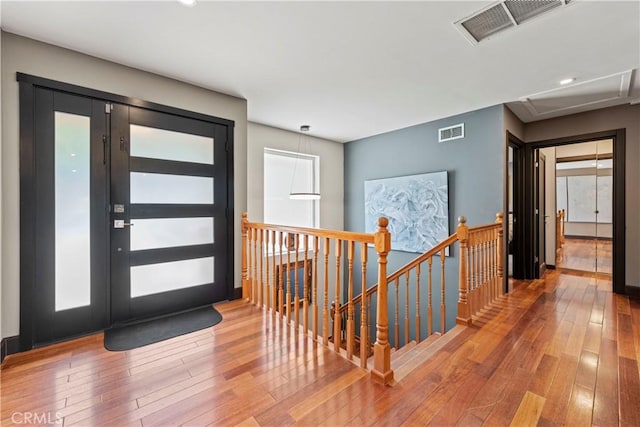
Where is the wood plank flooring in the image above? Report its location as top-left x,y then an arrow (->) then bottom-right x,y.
2,271 -> 639,426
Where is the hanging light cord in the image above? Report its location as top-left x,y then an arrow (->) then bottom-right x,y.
289,129 -> 304,195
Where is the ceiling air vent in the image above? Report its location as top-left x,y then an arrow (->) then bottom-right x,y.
438,123 -> 464,143
460,4 -> 514,43
456,0 -> 570,44
504,0 -> 562,24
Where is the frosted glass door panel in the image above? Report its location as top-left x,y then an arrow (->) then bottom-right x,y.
130,172 -> 213,204
54,112 -> 91,311
596,175 -> 612,223
131,257 -> 214,298
130,125 -> 214,164
130,218 -> 214,250
567,176 -> 596,222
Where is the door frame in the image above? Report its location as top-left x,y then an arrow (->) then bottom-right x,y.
535,150 -> 546,278
18,73 -> 236,350
507,132 -> 528,280
519,129 -> 625,294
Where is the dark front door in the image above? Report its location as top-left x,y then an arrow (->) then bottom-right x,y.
109,105 -> 229,322
28,89 -> 109,345
20,74 -> 234,349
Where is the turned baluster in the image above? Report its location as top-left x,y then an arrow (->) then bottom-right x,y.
333,239 -> 342,353
303,234 -> 309,335
496,213 -> 504,297
271,230 -> 277,316
415,264 -> 421,343
278,231 -> 284,317
346,241 -> 355,360
440,248 -> 446,334
259,229 -> 264,307
252,228 -> 258,305
405,271 -> 410,346
241,213 -> 249,299
286,233 -> 292,322
294,234 -> 300,329
313,236 -> 319,340
428,257 -> 433,335
360,242 -> 368,368
394,278 -> 400,350
265,229 -> 270,312
323,237 -> 330,346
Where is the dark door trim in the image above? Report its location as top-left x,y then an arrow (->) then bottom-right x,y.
526,129 -> 626,294
17,73 -> 234,128
535,150 -> 546,277
507,132 -> 528,281
18,73 -> 236,350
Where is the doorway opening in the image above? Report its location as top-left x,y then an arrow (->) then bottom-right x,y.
553,140 -> 613,277
509,129 -> 625,294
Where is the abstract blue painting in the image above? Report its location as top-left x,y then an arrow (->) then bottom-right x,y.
364,171 -> 449,254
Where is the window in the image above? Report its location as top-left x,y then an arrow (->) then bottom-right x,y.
264,148 -> 319,228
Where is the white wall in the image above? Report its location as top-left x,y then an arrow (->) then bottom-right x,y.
1,32 -> 248,339
247,122 -> 343,230
525,104 -> 640,288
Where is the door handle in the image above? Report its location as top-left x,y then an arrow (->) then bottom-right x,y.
114,220 -> 134,229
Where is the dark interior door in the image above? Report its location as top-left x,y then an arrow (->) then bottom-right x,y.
535,150 -> 546,278
30,89 -> 109,345
110,105 -> 230,322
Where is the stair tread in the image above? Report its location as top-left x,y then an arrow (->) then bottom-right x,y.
390,340 -> 417,360
393,326 -> 467,382
391,333 -> 440,370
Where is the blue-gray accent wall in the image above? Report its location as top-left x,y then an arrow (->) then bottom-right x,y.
344,105 -> 504,338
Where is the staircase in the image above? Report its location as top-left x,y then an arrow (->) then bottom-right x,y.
241,212 -> 505,385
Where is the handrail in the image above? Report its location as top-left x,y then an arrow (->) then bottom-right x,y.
245,220 -> 375,244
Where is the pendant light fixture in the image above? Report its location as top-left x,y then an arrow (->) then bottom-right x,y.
289,125 -> 321,200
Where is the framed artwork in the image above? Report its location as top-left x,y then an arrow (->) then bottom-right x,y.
364,171 -> 449,254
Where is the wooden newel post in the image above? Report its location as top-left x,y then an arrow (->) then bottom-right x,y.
496,212 -> 504,296
456,216 -> 472,326
371,217 -> 394,385
241,212 -> 250,300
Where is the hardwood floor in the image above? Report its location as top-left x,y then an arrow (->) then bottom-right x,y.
2,271 -> 640,426
556,237 -> 612,275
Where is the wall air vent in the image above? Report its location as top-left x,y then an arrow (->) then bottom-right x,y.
438,123 -> 464,143
456,0 -> 572,44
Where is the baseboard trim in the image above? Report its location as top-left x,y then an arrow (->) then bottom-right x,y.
232,287 -> 243,300
626,286 -> 640,298
1,335 -> 21,364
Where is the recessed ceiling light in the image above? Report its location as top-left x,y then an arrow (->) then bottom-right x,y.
559,78 -> 575,85
177,0 -> 196,7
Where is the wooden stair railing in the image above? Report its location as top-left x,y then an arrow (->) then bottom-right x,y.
335,213 -> 504,384
241,212 -> 504,386
241,213 -> 389,364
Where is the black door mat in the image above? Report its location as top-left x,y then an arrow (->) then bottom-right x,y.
104,305 -> 222,351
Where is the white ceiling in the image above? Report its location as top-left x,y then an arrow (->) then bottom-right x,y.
1,1 -> 639,143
